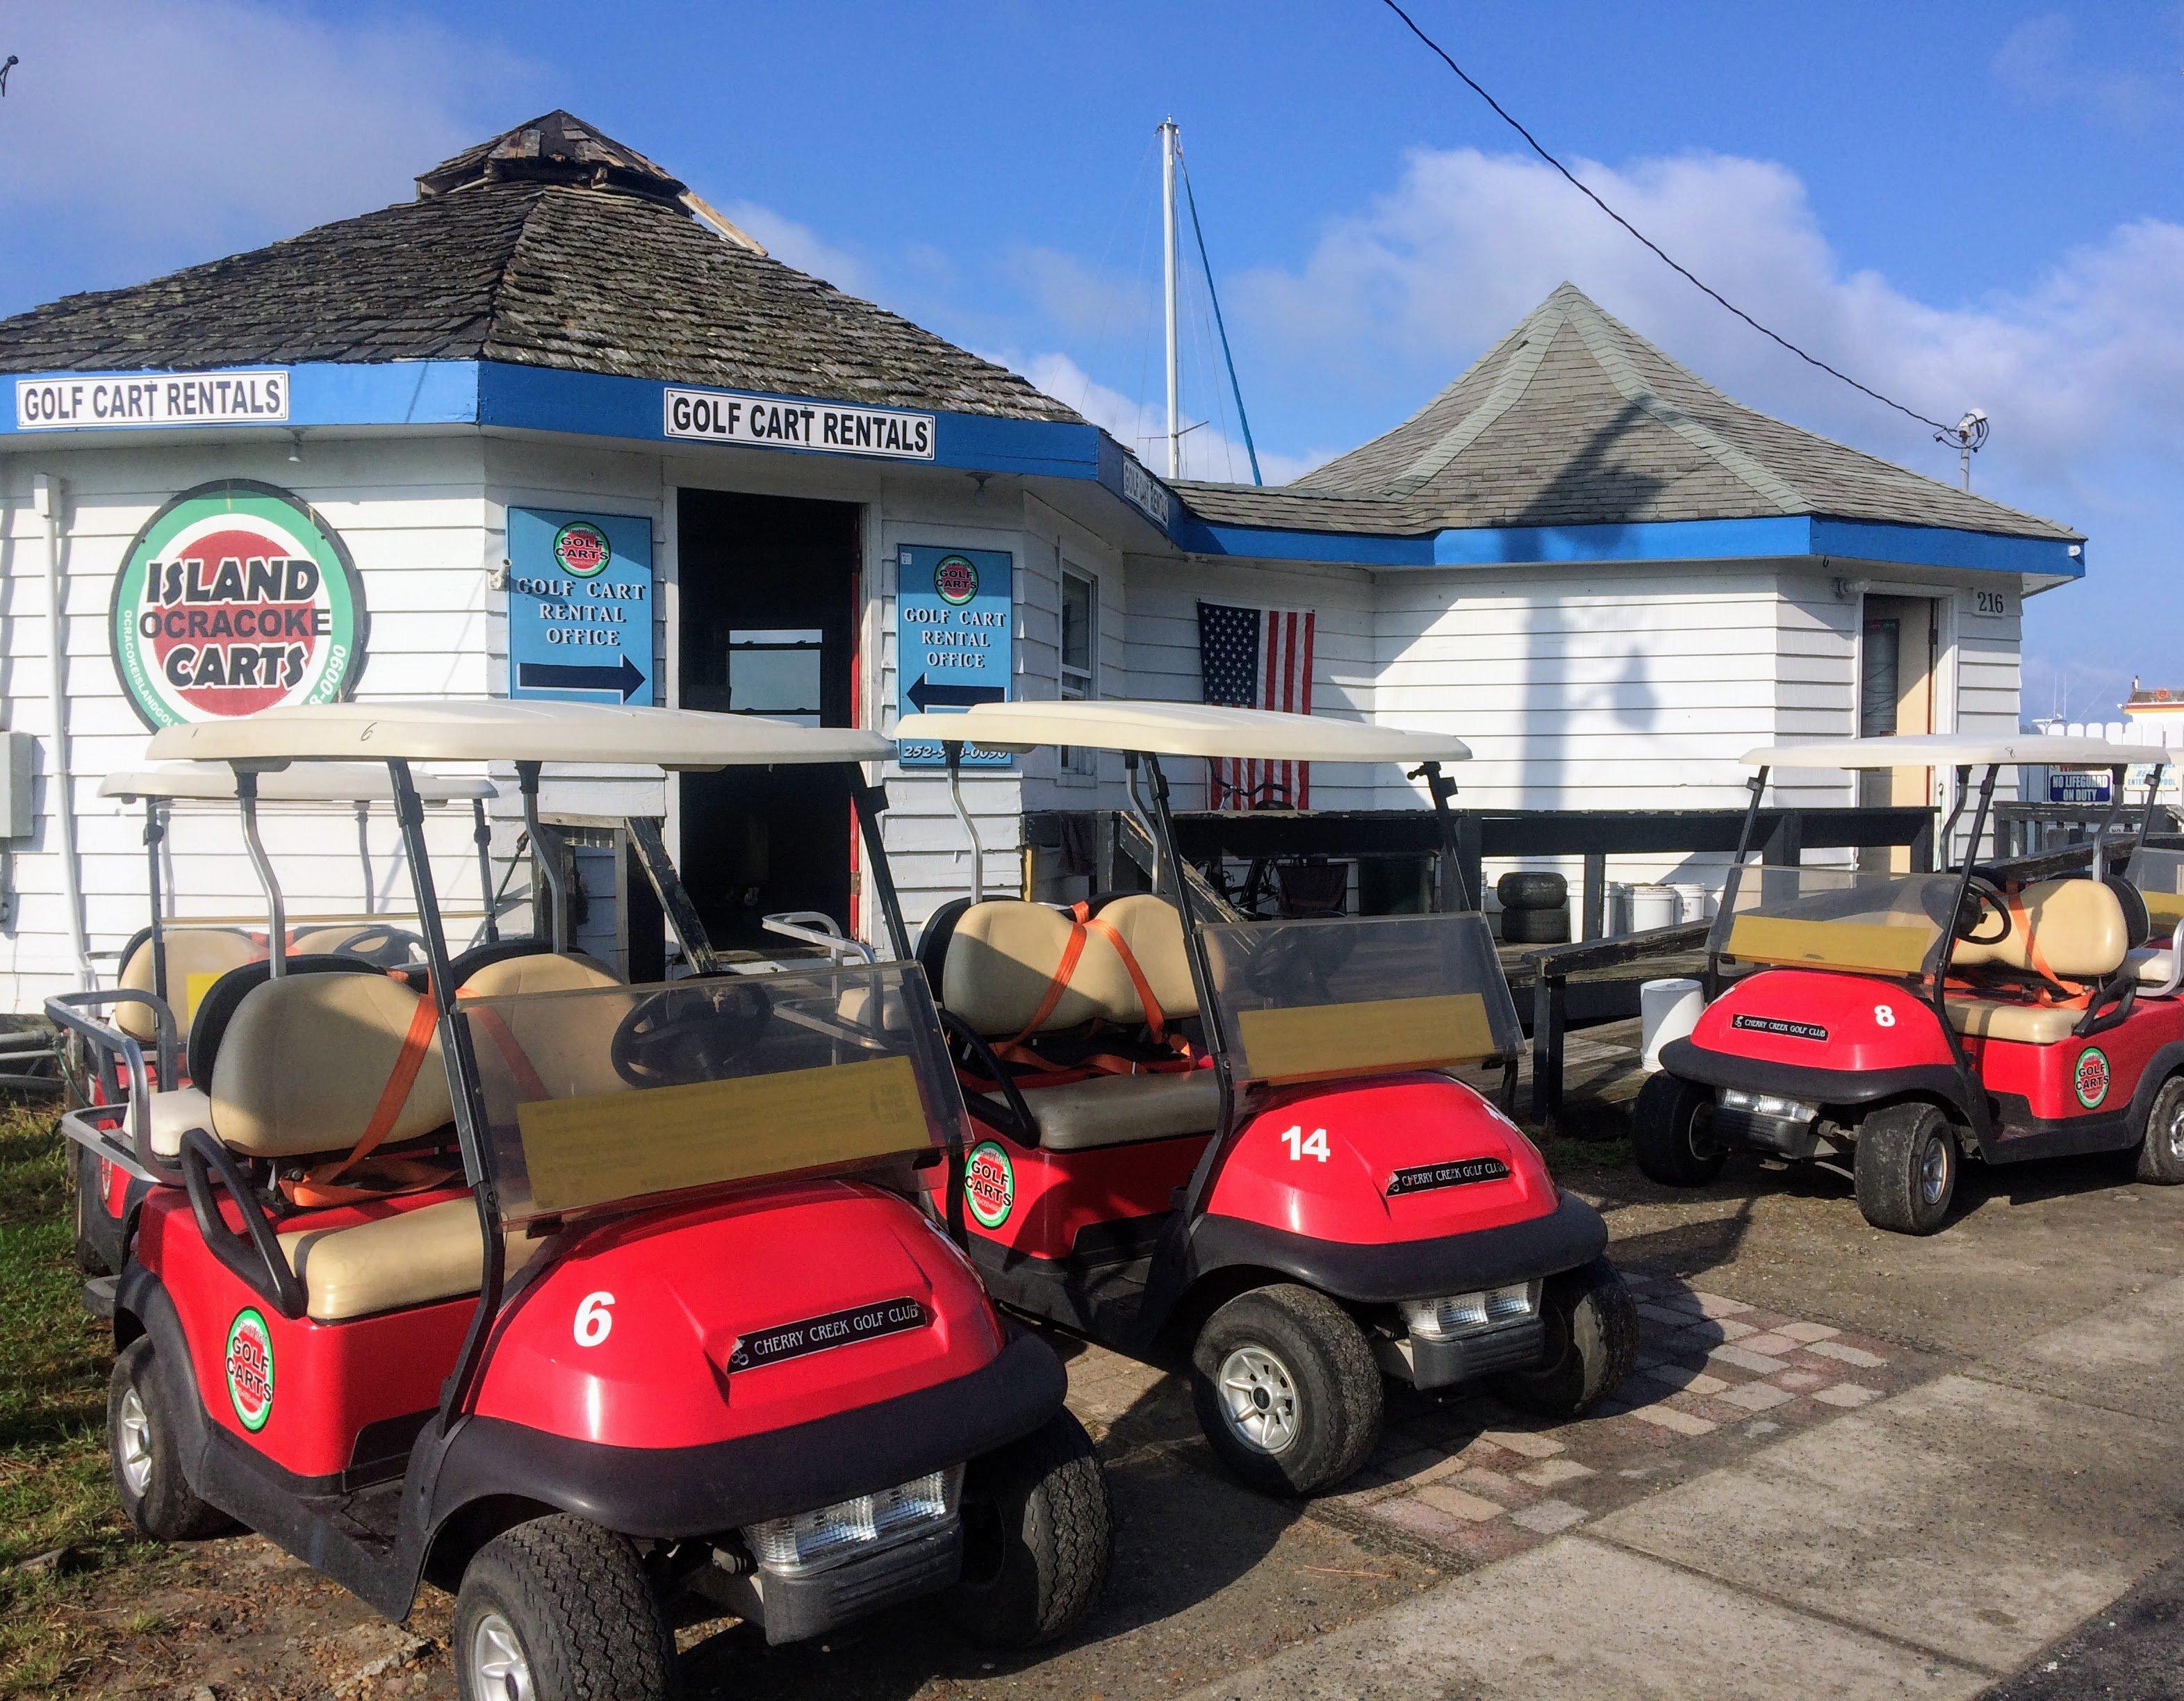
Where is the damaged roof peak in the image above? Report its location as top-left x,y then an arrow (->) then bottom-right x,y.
416,110 -> 689,204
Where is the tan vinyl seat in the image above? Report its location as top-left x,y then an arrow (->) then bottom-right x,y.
457,952 -> 630,1101
457,951 -> 623,999
1951,878 -> 2128,980
116,929 -> 260,1039
991,1069 -> 1222,1151
1943,999 -> 2083,1044
278,1197 -> 541,1322
209,973 -> 452,1158
944,896 -> 1215,1150
2126,944 -> 2180,992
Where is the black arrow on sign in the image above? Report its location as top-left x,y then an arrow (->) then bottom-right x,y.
907,674 -> 1006,710
518,654 -> 648,702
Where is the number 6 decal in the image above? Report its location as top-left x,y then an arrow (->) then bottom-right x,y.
574,1291 -> 615,1347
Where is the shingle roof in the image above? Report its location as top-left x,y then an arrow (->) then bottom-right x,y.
0,112 -> 1080,425
1181,283 -> 2075,543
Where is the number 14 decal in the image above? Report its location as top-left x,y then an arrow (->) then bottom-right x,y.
1281,1125 -> 1331,1162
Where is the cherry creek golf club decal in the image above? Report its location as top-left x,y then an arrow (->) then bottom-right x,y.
108,479 -> 368,730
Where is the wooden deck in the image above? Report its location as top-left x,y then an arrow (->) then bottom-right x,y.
1455,1013 -> 1650,1143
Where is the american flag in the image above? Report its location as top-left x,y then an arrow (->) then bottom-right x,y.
1197,600 -> 1317,809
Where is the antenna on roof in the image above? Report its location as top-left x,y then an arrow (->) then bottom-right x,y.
1939,409 -> 1988,490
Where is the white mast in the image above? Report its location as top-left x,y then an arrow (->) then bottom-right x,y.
1160,117 -> 1181,479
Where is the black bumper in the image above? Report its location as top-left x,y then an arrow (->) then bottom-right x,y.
432,1329 -> 1065,1542
747,1522 -> 964,1645
1658,1037 -> 1964,1114
1406,1319 -> 1549,1390
1188,1191 -> 1608,1306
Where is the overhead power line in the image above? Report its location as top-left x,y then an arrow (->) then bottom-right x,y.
1374,0 -> 1959,438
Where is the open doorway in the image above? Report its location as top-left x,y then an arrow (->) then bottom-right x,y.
676,489 -> 861,949
1859,594 -> 1939,873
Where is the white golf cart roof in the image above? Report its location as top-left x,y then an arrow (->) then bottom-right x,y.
146,700 -> 894,770
897,700 -> 1471,764
101,761 -> 495,804
1742,734 -> 2170,771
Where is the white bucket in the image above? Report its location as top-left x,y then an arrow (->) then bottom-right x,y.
1641,977 -> 1705,1073
1604,881 -> 1633,937
1628,883 -> 1681,932
1670,881 -> 1715,922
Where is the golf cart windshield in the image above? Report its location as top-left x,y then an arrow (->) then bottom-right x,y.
1199,911 -> 1520,1086
2126,844 -> 2184,929
1709,866 -> 1960,978
466,961 -> 964,1226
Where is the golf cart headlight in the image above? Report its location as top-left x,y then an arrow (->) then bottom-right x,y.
1719,1088 -> 1819,1122
1400,1282 -> 1541,1341
740,1465 -> 962,1575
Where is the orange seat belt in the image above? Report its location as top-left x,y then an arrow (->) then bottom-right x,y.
999,910 -> 1094,1055
2005,891 -> 2089,1007
283,985 -> 445,1208
1082,915 -> 1167,1041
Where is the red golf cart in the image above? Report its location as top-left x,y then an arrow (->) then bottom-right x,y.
1636,734 -> 2184,1233
57,762 -> 500,1281
65,702 -> 1110,1701
894,700 -> 1636,1495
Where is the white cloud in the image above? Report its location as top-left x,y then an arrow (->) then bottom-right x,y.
1993,12 -> 2183,127
720,201 -> 877,299
1005,350 -> 1324,487
0,1 -> 543,302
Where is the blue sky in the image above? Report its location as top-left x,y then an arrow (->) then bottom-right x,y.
3,1 -> 2178,716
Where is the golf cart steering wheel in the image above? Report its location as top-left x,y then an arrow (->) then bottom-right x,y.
610,978 -> 774,1086
1953,876 -> 2012,947
325,924 -> 425,968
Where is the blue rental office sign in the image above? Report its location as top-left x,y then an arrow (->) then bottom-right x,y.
506,507 -> 655,703
895,544 -> 1012,768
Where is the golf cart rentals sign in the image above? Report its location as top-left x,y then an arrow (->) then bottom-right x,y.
225,1307 -> 276,1432
663,386 -> 935,461
109,479 -> 368,730
16,367 -> 288,432
894,545 -> 1012,769
505,507 -> 657,703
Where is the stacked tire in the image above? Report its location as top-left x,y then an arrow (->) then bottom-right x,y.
1497,871 -> 1569,945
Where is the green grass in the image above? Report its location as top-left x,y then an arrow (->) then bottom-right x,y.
0,1103 -> 161,1697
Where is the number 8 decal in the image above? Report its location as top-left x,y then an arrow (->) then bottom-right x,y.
574,1291 -> 615,1347
1874,1005 -> 1896,1028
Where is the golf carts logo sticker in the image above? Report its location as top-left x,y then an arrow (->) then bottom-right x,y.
2075,1046 -> 2112,1109
1732,1014 -> 1830,1042
1386,1156 -> 1512,1198
552,520 -> 611,578
224,1308 -> 275,1431
964,1140 -> 1015,1228
727,1297 -> 927,1371
933,553 -> 980,606
108,479 -> 368,730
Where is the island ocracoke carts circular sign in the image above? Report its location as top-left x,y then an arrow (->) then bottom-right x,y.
108,479 -> 369,729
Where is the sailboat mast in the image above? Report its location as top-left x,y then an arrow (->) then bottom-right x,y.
1160,116 -> 1181,479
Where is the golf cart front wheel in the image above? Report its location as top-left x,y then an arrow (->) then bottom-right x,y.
1190,1283 -> 1383,1496
942,1408 -> 1112,1647
1491,1258 -> 1640,1417
109,1338 -> 225,1542
453,1515 -> 675,1701
1632,1072 -> 1726,1187
2135,1074 -> 2184,1184
1854,1101 -> 1959,1235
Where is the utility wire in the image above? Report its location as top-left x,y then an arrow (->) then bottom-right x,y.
1177,148 -> 1265,485
1374,0 -> 1956,436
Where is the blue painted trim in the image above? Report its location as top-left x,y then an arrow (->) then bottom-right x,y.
0,360 -> 2083,582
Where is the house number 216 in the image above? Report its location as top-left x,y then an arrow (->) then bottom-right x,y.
1281,1125 -> 1331,1162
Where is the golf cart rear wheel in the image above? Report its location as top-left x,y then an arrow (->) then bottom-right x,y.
1854,1101 -> 1958,1235
943,1408 -> 1112,1647
1190,1283 -> 1383,1496
1490,1258 -> 1640,1417
109,1338 -> 224,1542
453,1515 -> 675,1701
1632,1073 -> 1725,1188
2135,1074 -> 2184,1184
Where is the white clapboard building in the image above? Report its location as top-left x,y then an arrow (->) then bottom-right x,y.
0,113 -> 2083,1008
